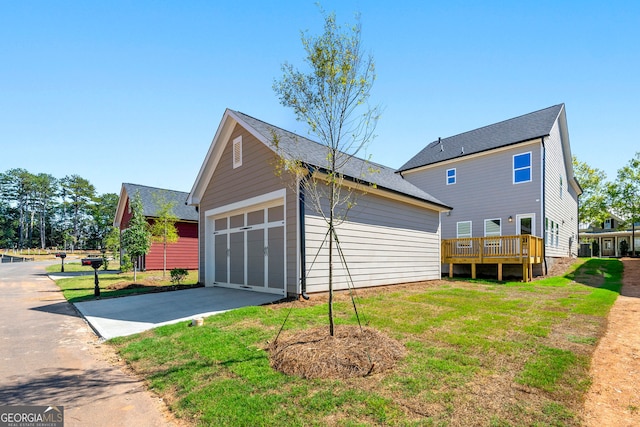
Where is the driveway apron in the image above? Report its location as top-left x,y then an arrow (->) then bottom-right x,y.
0,261 -> 177,427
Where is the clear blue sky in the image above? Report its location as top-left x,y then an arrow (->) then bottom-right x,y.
1,1 -> 638,196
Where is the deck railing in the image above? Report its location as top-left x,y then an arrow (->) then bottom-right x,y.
442,235 -> 544,281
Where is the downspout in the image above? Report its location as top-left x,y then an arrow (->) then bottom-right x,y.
541,137 -> 548,275
299,181 -> 309,300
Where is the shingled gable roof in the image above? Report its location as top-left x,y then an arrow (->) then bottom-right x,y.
397,104 -> 565,172
230,110 -> 451,210
114,183 -> 198,227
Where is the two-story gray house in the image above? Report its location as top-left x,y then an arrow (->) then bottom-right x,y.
397,104 -> 581,278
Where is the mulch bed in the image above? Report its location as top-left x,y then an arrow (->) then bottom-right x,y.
269,325 -> 406,379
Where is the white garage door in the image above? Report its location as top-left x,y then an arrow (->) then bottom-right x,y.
211,201 -> 286,295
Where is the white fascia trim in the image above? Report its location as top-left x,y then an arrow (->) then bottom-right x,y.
113,185 -> 128,228
204,189 -> 287,218
311,170 -> 451,213
187,109 -> 238,205
401,138 -> 542,176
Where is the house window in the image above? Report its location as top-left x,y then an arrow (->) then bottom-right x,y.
513,152 -> 532,184
484,218 -> 501,248
555,222 -> 560,247
457,221 -> 472,248
446,168 -> 456,185
233,136 -> 242,169
604,218 -> 612,230
559,176 -> 563,199
545,218 -> 551,246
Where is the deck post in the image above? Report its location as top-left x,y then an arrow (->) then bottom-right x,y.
529,262 -> 533,282
471,263 -> 476,279
449,263 -> 453,278
498,263 -> 502,281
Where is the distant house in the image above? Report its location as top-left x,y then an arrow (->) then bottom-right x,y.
114,183 -> 198,271
187,109 -> 451,297
397,104 -> 582,278
580,213 -> 640,257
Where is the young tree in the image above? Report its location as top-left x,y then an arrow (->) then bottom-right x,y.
273,10 -> 380,336
149,192 -> 179,278
573,156 -> 608,228
104,226 -> 121,262
120,192 -> 151,281
608,152 -> 640,256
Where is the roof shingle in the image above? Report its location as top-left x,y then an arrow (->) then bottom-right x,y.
123,183 -> 198,221
232,110 -> 451,209
398,104 -> 564,172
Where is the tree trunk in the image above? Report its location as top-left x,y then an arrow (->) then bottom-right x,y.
328,178 -> 335,337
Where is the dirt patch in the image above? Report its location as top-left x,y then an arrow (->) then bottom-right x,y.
269,325 -> 406,379
582,257 -> 640,426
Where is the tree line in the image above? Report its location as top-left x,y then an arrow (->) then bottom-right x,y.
574,152 -> 640,252
0,168 -> 118,251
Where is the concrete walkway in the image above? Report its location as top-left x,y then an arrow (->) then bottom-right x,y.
74,287 -> 283,339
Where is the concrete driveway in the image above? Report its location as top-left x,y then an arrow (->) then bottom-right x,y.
74,287 -> 284,339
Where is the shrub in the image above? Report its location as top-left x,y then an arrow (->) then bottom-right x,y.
620,240 -> 629,257
120,254 -> 133,272
170,268 -> 188,285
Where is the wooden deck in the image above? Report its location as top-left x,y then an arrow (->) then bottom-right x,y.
442,235 -> 544,282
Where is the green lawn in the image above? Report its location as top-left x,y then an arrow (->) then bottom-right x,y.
110,258 -> 622,426
48,262 -> 200,302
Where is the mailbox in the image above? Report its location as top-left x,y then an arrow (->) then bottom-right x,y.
82,258 -> 104,298
56,252 -> 67,272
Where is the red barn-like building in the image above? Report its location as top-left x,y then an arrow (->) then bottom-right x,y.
114,183 -> 198,271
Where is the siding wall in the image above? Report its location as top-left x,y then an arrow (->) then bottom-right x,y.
304,190 -> 441,293
198,123 -> 299,295
119,199 -> 199,270
145,222 -> 198,270
403,140 -> 543,240
543,118 -> 579,257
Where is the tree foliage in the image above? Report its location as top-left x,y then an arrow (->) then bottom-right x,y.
273,9 -> 380,335
573,156 -> 608,227
608,152 -> 640,253
0,168 -> 116,250
149,192 -> 179,278
120,191 -> 151,281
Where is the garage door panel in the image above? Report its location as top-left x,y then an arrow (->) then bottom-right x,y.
268,226 -> 285,289
210,198 -> 286,295
214,234 -> 227,283
229,232 -> 244,284
247,228 -> 265,287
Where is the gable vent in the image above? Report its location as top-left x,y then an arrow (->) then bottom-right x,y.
233,136 -> 242,169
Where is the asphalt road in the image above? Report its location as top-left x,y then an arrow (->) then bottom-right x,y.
0,261 -> 177,427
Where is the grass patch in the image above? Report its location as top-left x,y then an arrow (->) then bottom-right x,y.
50,266 -> 200,302
110,258 -> 622,426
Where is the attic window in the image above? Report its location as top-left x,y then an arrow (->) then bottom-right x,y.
233,136 -> 242,169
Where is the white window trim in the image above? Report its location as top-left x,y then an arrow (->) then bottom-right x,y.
456,220 -> 472,248
516,213 -> 536,236
446,168 -> 456,185
513,151 -> 532,184
232,136 -> 242,169
484,218 -> 502,247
